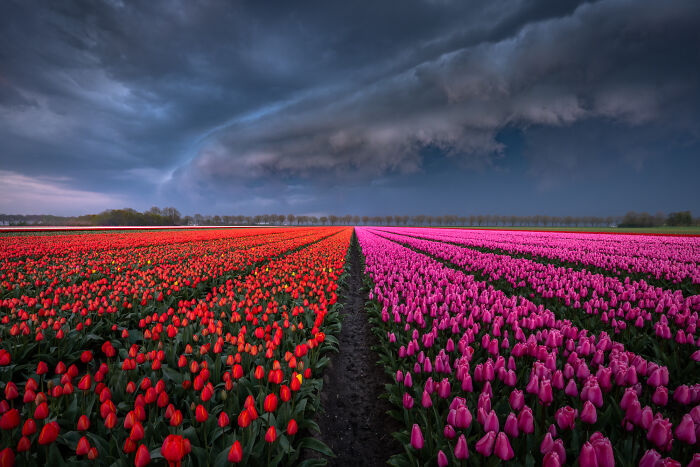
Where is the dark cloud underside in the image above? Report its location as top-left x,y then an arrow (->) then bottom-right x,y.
1,0 -> 698,215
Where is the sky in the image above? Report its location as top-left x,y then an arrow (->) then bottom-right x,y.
1,0 -> 699,217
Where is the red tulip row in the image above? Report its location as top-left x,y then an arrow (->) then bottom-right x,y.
357,227 -> 699,466
0,227 -> 351,465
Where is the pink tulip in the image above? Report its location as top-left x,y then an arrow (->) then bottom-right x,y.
454,434 -> 469,460
475,431 -> 496,457
554,406 -> 576,431
438,379 -> 450,399
421,390 -> 432,408
455,406 -> 471,429
675,414 -> 696,445
437,450 -> 449,467
579,442 -> 598,467
581,400 -> 597,424
673,385 -> 691,405
540,433 -> 555,455
639,449 -> 662,467
504,412 -> 519,438
494,432 -> 514,461
647,417 -> 672,449
539,380 -> 553,406
652,386 -> 668,406
403,393 -> 414,409
543,451 -> 561,467
484,410 -> 499,433
510,389 -> 524,411
589,432 -> 614,467
410,424 -> 424,450
517,406 -> 534,434
443,424 -> 456,440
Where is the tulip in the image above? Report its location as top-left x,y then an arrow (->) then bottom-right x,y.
504,412 -> 519,438
475,431 -> 496,457
652,386 -> 668,406
287,419 -> 298,436
170,410 -> 183,427
403,393 -> 414,409
455,406 -> 472,429
218,412 -> 230,428
34,402 -> 49,420
579,442 -> 598,467
228,440 -> 243,463
0,449 -> 14,467
161,434 -> 191,466
410,424 -> 424,450
38,421 -> 60,445
554,406 -> 576,431
647,417 -> 672,449
589,432 -> 614,467
265,425 -> 277,443
543,451 -> 561,467
195,404 -> 208,423
76,436 -> 90,456
639,449 -> 662,467
675,414 -> 696,445
454,434 -> 469,460
494,432 -> 514,461
421,390 -> 432,408
264,393 -> 278,413
17,436 -> 30,453
22,418 -> 36,437
484,410 -> 499,432
517,406 -> 534,434
509,390 -> 524,411
437,449 -> 449,467
135,444 -> 151,467
444,424 -> 456,439
581,400 -> 597,424
0,409 -> 20,430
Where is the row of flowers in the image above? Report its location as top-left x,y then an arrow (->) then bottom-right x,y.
370,228 -> 699,381
390,227 -> 700,287
356,227 -> 699,466
0,227 -> 351,465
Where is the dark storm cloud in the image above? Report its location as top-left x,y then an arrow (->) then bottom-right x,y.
181,0 -> 700,192
0,0 -> 698,215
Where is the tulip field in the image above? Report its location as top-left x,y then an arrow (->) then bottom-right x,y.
357,227 -> 699,467
0,227 -> 352,466
0,226 -> 698,466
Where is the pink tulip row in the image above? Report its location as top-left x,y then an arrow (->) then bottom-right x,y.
389,228 -> 700,286
370,228 -> 700,364
356,227 -> 700,466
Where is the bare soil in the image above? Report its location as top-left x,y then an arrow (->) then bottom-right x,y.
314,232 -> 401,466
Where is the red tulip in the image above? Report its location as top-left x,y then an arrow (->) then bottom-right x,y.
17,436 -> 31,453
38,421 -> 60,445
0,448 -> 14,467
264,393 -> 278,413
228,440 -> 243,463
4,383 -> 18,400
287,419 -> 298,436
161,434 -> 190,466
238,410 -> 251,428
265,425 -> 277,443
22,418 -> 36,436
0,409 -> 20,430
170,410 -> 183,427
195,404 -> 208,423
130,422 -> 145,442
135,444 -> 151,467
34,402 -> 49,420
76,436 -> 90,456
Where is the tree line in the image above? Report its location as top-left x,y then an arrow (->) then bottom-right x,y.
1,208 -> 697,228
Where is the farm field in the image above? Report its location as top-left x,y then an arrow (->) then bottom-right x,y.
357,227 -> 699,466
0,227 -> 351,466
0,226 -> 698,466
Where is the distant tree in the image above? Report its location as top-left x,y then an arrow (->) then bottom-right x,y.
353,215 -> 360,225
212,215 -> 222,225
361,216 -> 369,225
320,216 -> 328,225
667,211 -> 692,226
287,214 -> 296,225
385,215 -> 393,226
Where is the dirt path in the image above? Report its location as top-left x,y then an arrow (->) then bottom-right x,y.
315,231 -> 401,466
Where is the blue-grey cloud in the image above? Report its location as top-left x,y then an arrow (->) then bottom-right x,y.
0,0 -> 698,215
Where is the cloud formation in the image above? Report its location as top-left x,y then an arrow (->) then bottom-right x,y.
1,0 -> 698,215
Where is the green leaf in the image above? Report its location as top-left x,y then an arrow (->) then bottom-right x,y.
298,437 -> 335,457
